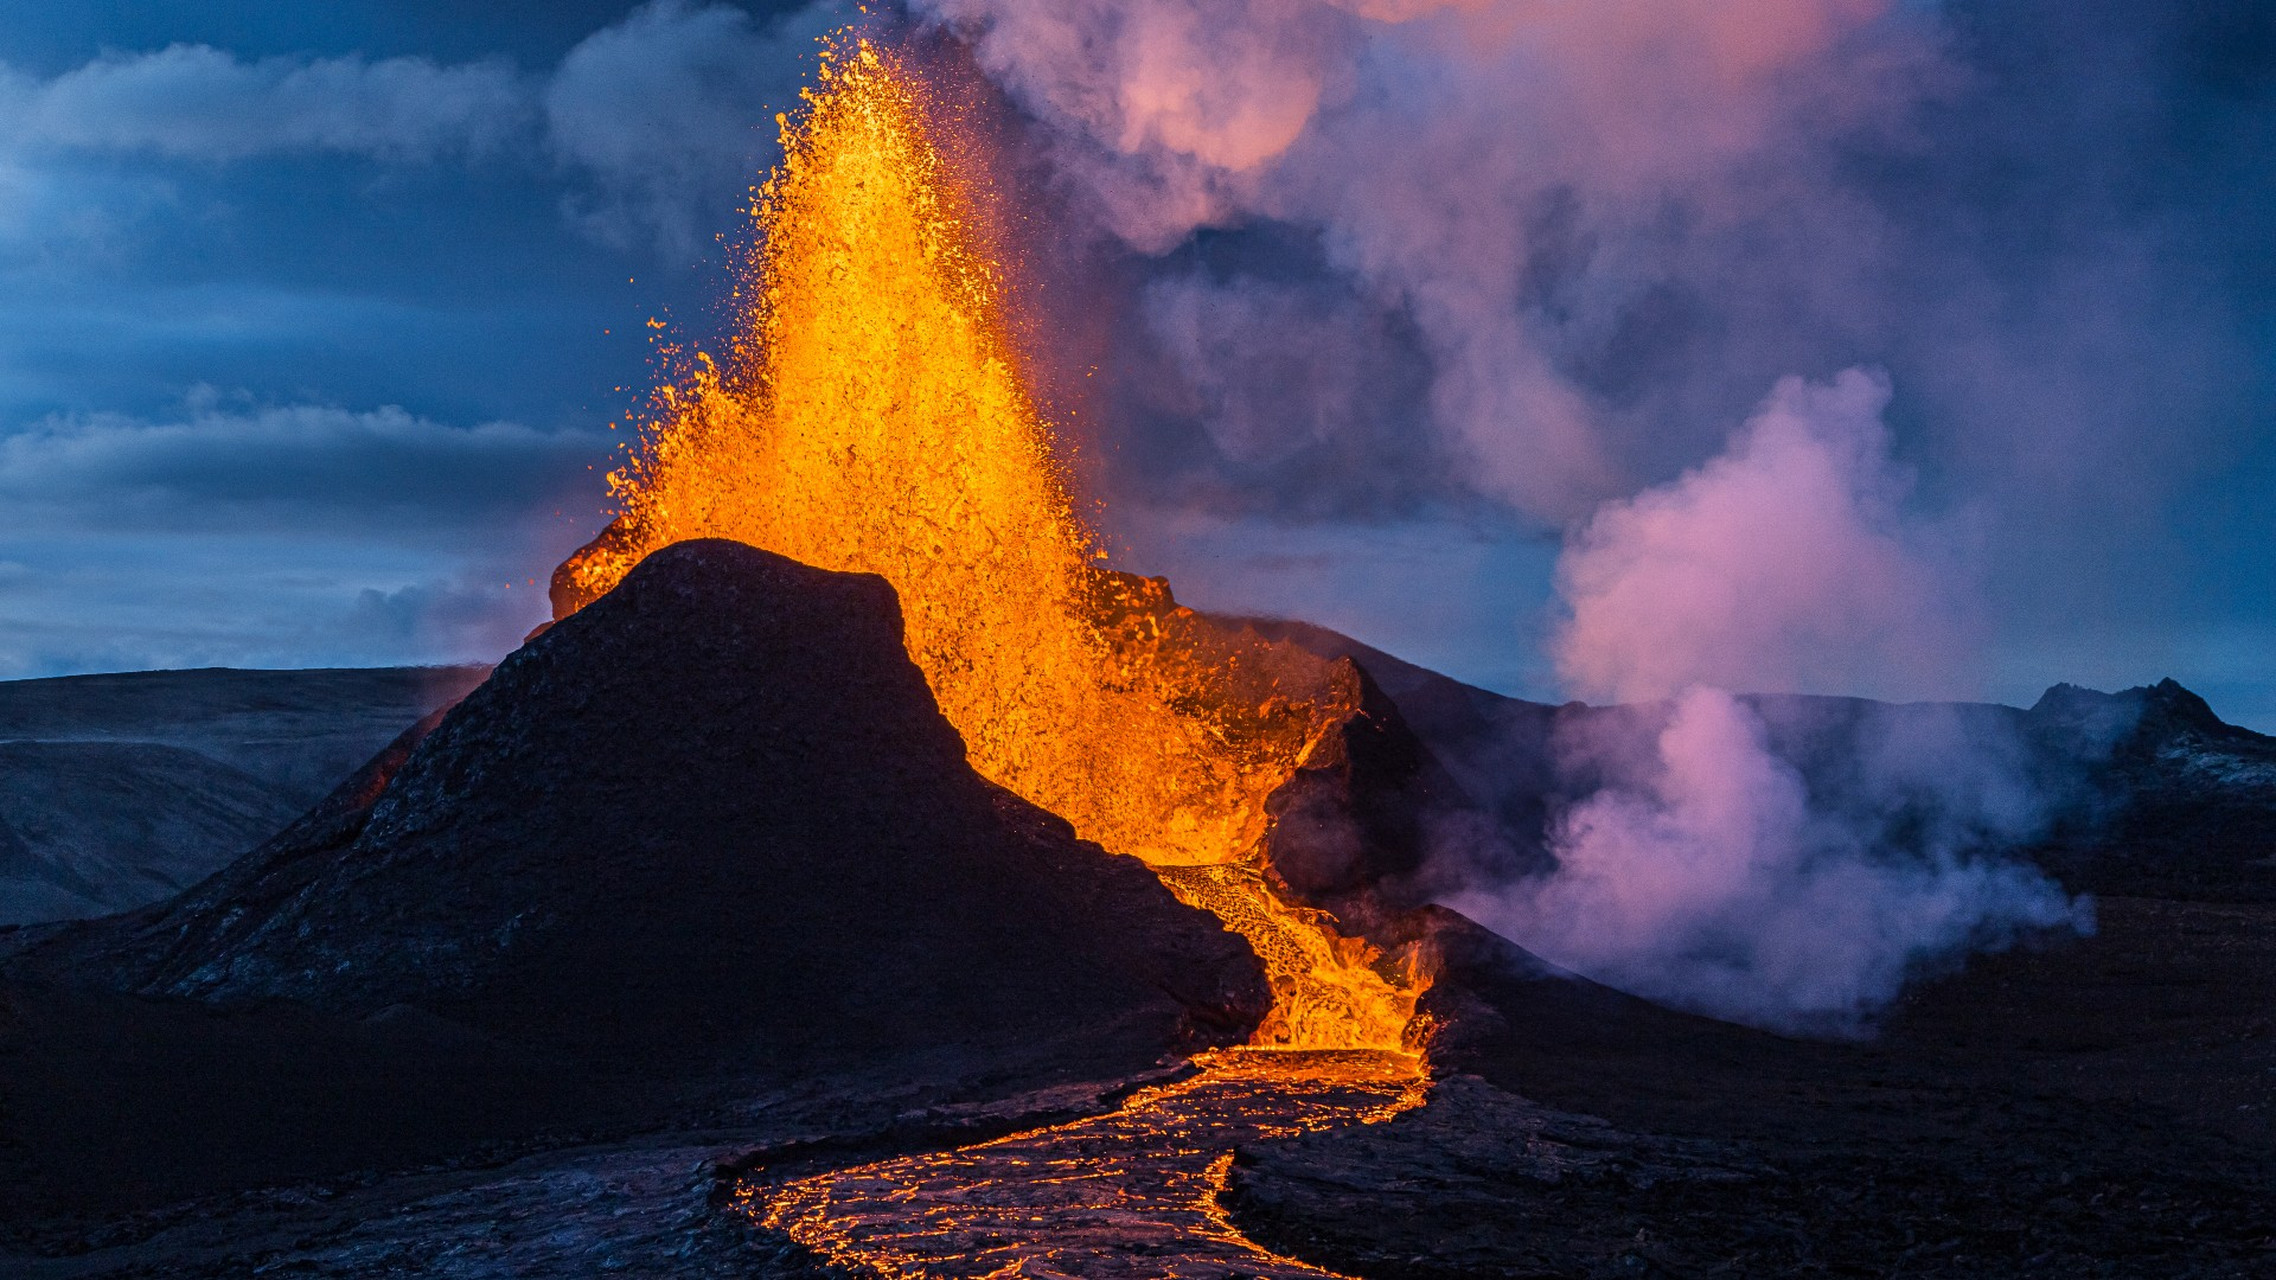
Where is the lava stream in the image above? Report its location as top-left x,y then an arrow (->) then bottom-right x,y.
737,1050 -> 1427,1278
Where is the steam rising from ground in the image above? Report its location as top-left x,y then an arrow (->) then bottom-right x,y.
1445,372 -> 2088,1032
1443,686 -> 2086,1035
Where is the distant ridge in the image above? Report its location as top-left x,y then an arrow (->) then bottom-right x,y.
0,665 -> 488,925
1209,614 -> 2276,902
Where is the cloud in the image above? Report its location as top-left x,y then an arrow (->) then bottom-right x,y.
0,548 -> 556,680
349,575 -> 548,659
919,0 -> 1922,516
923,0 -> 2276,731
917,0 -> 1367,250
0,1 -> 852,254
1443,685 -> 2088,1035
0,44 -> 528,161
1423,367 -> 2081,1034
1124,269 -> 1446,512
545,0 -> 856,252
0,397 -> 608,536
0,397 -> 603,678
929,1 -> 2270,604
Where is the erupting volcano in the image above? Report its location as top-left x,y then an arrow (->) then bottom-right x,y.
552,40 -> 1427,1055
9,6 -> 2276,1276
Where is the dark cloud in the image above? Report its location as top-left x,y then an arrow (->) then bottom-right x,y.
0,525 -> 567,678
0,399 -> 609,534
0,397 -> 605,677
546,0 -> 852,251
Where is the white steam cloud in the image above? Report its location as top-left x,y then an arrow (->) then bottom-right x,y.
1457,372 -> 2088,1032
1444,684 -> 2087,1035
1554,369 -> 1966,707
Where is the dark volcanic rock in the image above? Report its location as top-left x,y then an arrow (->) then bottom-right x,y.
1257,661 -> 1470,920
1,540 -> 1264,1224
1235,897 -> 2276,1280
2026,678 -> 2276,899
0,740 -> 301,925
1209,615 -> 1568,881
30,539 -> 1266,1065
0,666 -> 489,800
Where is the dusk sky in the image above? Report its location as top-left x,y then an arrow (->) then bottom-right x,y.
3,1 -> 2273,728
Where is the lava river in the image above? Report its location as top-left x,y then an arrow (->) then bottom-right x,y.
734,1050 -> 1427,1278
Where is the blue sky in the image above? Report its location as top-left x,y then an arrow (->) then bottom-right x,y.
1,1 -> 2273,729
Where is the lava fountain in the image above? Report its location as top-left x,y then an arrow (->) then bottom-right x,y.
552,39 -> 1426,1052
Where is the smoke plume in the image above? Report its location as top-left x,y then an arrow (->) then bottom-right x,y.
904,0 -> 2247,1030
1442,687 -> 2086,1035
1440,371 -> 2086,1032
1553,369 -> 1966,708
915,0 -> 1922,520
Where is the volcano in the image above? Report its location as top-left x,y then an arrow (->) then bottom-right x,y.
0,540 -> 1271,1224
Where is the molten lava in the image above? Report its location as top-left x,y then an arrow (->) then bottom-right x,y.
743,1048 -> 1428,1276
557,40 -> 1423,1050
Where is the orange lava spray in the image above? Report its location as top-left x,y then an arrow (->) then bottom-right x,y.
561,37 -> 1423,1050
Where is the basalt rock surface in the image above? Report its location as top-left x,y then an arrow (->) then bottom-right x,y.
2024,677 -> 2276,899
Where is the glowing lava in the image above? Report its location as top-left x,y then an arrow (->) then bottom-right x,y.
742,1049 -> 1427,1277
556,39 -> 1424,1051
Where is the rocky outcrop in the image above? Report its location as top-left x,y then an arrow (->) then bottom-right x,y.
1256,661 -> 1467,920
2024,677 -> 2276,899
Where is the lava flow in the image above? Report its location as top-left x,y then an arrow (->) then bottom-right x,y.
553,38 -> 1429,1054
742,1049 -> 1427,1278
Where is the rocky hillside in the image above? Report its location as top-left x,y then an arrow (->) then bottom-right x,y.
20,540 -> 1266,1061
0,666 -> 487,924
